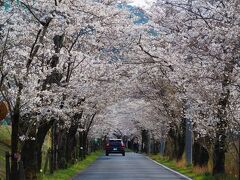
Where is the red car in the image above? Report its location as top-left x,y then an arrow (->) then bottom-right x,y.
105,139 -> 125,156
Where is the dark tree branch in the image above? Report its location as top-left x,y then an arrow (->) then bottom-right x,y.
29,29 -> 42,58
26,19 -> 52,71
20,1 -> 46,26
1,28 -> 9,67
86,112 -> 97,135
137,34 -> 159,59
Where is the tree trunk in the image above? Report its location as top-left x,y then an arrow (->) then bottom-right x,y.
57,130 -> 67,169
168,121 -> 185,161
141,130 -> 148,153
213,131 -> 226,174
238,137 -> 240,180
11,109 -> 20,180
213,103 -> 228,174
193,141 -> 209,166
213,94 -> 229,174
66,125 -> 78,164
11,86 -> 22,180
21,139 -> 37,180
82,132 -> 88,157
79,132 -> 84,160
177,120 -> 185,161
50,123 -> 58,173
77,131 -> 88,158
36,120 -> 54,172
21,120 -> 53,179
213,60 -> 234,175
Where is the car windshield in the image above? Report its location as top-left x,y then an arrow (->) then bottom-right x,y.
109,140 -> 122,146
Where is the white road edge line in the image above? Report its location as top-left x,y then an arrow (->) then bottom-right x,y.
146,156 -> 192,180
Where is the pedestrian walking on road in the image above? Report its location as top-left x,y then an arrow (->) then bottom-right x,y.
133,137 -> 139,153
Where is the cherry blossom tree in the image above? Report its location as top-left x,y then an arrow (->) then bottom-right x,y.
2,0 -> 239,178
141,0 -> 240,174
1,0 -> 142,178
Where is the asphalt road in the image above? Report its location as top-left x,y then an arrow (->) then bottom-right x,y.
72,152 -> 190,180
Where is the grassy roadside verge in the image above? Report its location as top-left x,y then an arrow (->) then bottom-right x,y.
149,154 -> 237,180
0,125 -> 11,179
125,148 -> 133,152
42,151 -> 103,180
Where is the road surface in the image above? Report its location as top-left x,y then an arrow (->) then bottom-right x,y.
72,152 -> 190,180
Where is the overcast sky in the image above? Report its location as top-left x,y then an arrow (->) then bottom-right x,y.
130,0 -> 155,8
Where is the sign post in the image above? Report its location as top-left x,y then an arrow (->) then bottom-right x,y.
0,101 -> 9,122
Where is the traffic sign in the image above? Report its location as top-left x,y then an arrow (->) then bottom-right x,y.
0,101 -> 9,121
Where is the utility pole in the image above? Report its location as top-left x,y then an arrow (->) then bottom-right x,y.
147,131 -> 151,154
160,137 -> 165,156
185,118 -> 193,164
185,0 -> 193,166
185,100 -> 192,165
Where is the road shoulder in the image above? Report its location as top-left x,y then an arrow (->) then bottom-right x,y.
146,156 -> 192,180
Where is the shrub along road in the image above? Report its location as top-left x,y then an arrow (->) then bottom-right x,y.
72,152 -> 190,180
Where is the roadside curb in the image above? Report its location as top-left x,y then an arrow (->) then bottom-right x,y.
146,156 -> 192,180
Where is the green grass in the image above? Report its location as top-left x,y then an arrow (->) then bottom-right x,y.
41,131 -> 51,171
42,151 -> 103,180
149,154 -> 237,180
0,125 -> 11,146
0,143 -> 10,179
0,125 -> 11,179
125,148 -> 133,152
149,154 -> 195,179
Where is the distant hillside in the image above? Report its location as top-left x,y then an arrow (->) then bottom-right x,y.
119,3 -> 158,36
118,3 -> 149,24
